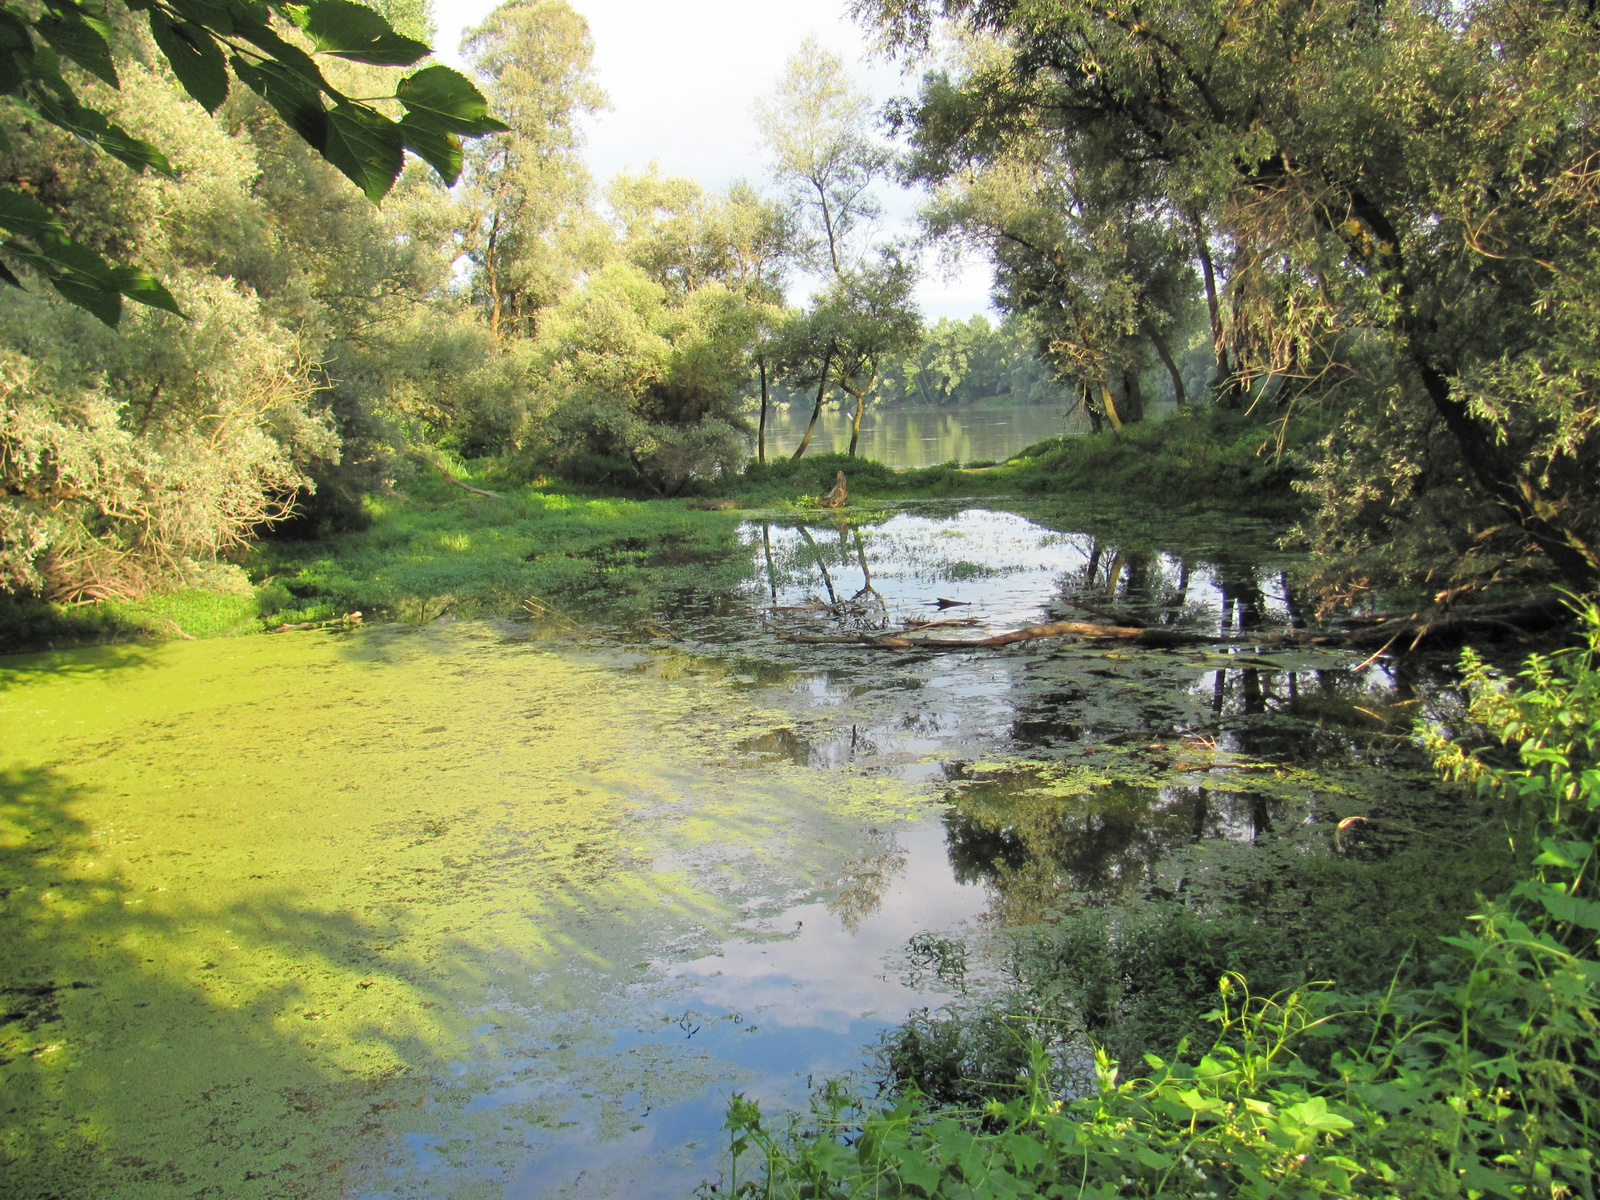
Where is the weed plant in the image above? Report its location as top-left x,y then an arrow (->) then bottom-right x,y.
708,605 -> 1600,1198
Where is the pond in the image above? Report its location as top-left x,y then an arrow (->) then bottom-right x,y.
0,503 -> 1457,1199
756,404 -> 1077,467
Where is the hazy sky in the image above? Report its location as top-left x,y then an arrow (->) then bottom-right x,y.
428,0 -> 996,320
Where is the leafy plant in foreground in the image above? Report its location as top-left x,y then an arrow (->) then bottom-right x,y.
0,0 -> 506,324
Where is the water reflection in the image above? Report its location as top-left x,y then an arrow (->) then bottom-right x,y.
760,404 -> 1074,468
2,502 -> 1472,1200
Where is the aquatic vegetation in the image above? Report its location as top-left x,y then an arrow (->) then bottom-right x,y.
713,608 -> 1600,1198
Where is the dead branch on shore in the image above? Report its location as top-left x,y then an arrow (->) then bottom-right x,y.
406,450 -> 502,499
269,611 -> 363,633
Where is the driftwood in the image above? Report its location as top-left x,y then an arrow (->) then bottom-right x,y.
817,471 -> 848,509
270,611 -> 363,634
778,619 -> 1220,650
407,451 -> 502,499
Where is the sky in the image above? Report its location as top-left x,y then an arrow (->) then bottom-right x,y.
427,0 -> 997,321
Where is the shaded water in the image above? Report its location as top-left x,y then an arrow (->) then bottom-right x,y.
1,503 -> 1455,1199
757,404 -> 1074,467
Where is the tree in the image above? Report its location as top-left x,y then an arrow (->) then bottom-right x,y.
758,36 -> 921,459
0,0 -> 504,326
821,252 -> 922,457
861,0 -> 1600,594
460,0 -> 603,340
756,35 -> 888,277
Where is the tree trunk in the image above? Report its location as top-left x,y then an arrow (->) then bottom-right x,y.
1119,368 -> 1145,423
846,377 -> 873,458
1412,358 -> 1599,589
1097,378 -> 1125,433
757,357 -> 769,466
1080,381 -> 1104,434
1147,326 -> 1188,407
792,344 -> 835,460
1192,217 -> 1242,407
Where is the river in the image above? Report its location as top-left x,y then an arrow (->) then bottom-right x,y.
0,501 -> 1454,1199
756,404 -> 1076,467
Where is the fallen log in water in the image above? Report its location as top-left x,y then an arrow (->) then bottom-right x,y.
772,597 -> 1576,653
777,619 -> 1221,650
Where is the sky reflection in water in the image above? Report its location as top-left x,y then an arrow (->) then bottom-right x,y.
3,502 -> 1431,1200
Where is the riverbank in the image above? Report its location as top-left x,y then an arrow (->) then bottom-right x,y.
720,611 -> 1600,1199
0,409 -> 1310,655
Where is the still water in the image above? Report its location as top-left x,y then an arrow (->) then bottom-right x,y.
1,503 -> 1451,1199
756,404 -> 1074,467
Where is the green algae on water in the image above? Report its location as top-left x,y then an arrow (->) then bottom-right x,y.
0,623 -> 926,1199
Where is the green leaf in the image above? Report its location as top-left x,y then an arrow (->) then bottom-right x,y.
1534,886 -> 1600,930
166,0 -> 270,37
35,7 -> 118,87
109,265 -> 183,316
0,187 -> 67,242
290,0 -> 427,65
396,113 -> 459,183
48,273 -> 121,326
0,8 -> 37,94
396,64 -> 507,134
32,93 -> 174,175
149,11 -> 228,112
232,55 -> 327,149
322,101 -> 403,201
1280,1097 -> 1355,1135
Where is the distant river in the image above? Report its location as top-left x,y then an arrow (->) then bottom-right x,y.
756,403 -> 1074,467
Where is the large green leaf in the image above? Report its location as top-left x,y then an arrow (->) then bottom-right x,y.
48,273 -> 122,326
322,100 -> 403,201
232,55 -> 327,149
109,264 -> 184,316
0,187 -> 67,243
165,0 -> 270,38
396,64 -> 506,134
396,113 -> 459,183
34,6 -> 117,87
287,0 -> 427,66
30,91 -> 175,174
149,11 -> 228,112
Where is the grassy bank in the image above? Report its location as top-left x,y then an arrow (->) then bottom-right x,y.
721,406 -> 1312,513
0,477 -> 754,653
0,407 -> 1305,655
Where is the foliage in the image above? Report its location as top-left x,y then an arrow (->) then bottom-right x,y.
458,0 -> 602,340
868,314 -> 1082,410
709,606 -> 1600,1198
756,34 -> 887,278
862,0 -> 1600,596
0,0 -> 503,324
0,13 -> 496,599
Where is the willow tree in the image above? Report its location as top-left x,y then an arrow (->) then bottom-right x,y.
461,0 -> 604,340
759,37 -> 921,459
862,0 -> 1600,596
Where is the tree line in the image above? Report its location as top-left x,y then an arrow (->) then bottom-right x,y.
4,0 -> 1595,607
857,0 -> 1600,598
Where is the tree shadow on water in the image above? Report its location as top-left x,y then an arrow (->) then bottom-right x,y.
0,764 -> 512,1200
